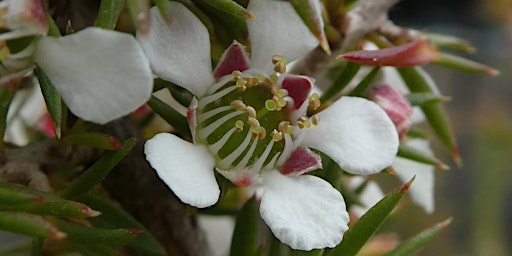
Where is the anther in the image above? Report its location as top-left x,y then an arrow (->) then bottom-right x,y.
232,70 -> 242,79
271,129 -> 283,142
236,79 -> 246,91
268,74 -> 278,84
298,116 -> 311,129
265,99 -> 277,111
235,120 -> 244,132
272,55 -> 282,65
311,115 -> 320,126
247,118 -> 260,128
244,106 -> 256,118
308,93 -> 321,111
231,100 -> 246,110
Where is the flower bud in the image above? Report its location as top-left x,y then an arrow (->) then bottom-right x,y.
367,84 -> 413,140
0,0 -> 48,41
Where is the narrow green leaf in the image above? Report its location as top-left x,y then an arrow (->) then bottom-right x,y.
74,243 -> 120,256
78,193 -> 166,255
327,179 -> 414,256
152,0 -> 173,26
95,0 -> 126,29
348,67 -> 380,97
31,237 -> 43,256
60,138 -> 137,199
230,197 -> 258,256
0,182 -> 100,218
166,82 -> 193,108
291,0 -> 330,54
35,66 -> 62,138
45,13 -> 61,37
0,85 -> 16,161
425,33 -> 475,53
385,218 -> 452,256
200,0 -> 254,19
398,67 -> 460,165
126,0 -> 150,34
406,92 -> 450,106
320,61 -> 361,103
147,95 -> 191,138
0,212 -> 66,239
397,144 -> 449,170
63,132 -> 123,150
54,219 -> 138,245
434,52 -> 500,76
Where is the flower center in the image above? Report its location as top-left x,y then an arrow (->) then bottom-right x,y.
194,56 -> 318,173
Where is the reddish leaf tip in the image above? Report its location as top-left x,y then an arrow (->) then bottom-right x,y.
80,205 -> 101,217
33,195 -> 45,203
400,176 -> 416,194
128,229 -> 142,236
437,217 -> 453,228
435,161 -> 450,170
452,149 -> 463,168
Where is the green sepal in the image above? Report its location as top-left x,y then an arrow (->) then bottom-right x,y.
0,182 -> 100,218
348,67 -> 380,97
384,218 -> 452,256
230,196 -> 259,256
147,95 -> 191,138
152,0 -> 173,26
54,218 -> 138,245
35,66 -> 62,138
290,0 -> 330,54
166,82 -> 194,108
126,0 -> 150,34
199,0 -> 254,20
62,132 -> 123,150
425,33 -> 475,53
95,0 -> 126,29
406,92 -> 450,106
398,67 -> 460,165
320,61 -> 361,103
397,143 -> 449,170
60,138 -> 137,199
434,52 -> 500,76
326,178 -> 414,256
45,13 -> 61,37
78,193 -> 166,255
0,211 -> 65,239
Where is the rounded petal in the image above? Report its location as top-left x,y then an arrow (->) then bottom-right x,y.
260,171 -> 348,250
247,0 -> 318,71
393,139 -> 435,214
34,27 -> 153,124
138,4 -> 214,97
302,97 -> 399,175
144,133 -> 220,208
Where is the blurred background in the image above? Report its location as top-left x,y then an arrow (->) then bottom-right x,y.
386,0 -> 512,255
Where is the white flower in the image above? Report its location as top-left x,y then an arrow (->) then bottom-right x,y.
139,0 -> 398,250
0,0 -> 153,124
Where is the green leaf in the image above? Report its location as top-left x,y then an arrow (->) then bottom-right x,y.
147,95 -> 191,138
152,0 -> 173,26
63,132 -> 123,150
78,193 -> 166,255
95,0 -> 126,29
434,52 -> 500,76
397,144 -> 449,170
0,84 -> 16,160
384,218 -> 452,256
54,219 -> 138,245
126,0 -> 150,34
35,66 -> 62,138
230,197 -> 258,256
327,179 -> 414,256
45,13 -> 61,37
0,211 -> 65,239
397,67 -> 460,165
60,138 -> 137,199
166,82 -> 194,108
425,33 -> 475,53
348,67 -> 380,97
406,92 -> 450,106
31,237 -> 43,256
199,0 -> 254,20
320,61 -> 361,104
290,0 -> 330,54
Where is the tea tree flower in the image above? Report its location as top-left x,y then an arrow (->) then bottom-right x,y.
140,0 -> 399,250
0,0 -> 153,124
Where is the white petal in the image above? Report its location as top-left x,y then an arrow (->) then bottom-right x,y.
393,139 -> 435,213
302,97 -> 399,175
260,171 -> 348,250
34,27 -> 153,124
144,133 -> 220,208
138,4 -> 214,97
247,0 -> 318,71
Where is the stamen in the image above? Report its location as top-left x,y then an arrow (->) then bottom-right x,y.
218,130 -> 253,169
197,106 -> 233,122
199,85 -> 236,108
298,116 -> 311,129
308,93 -> 321,111
230,100 -> 246,110
277,133 -> 294,166
208,127 -> 236,153
271,129 -> 283,142
236,137 -> 259,169
311,115 -> 320,126
232,70 -> 242,79
267,74 -> 278,84
244,106 -> 256,118
252,139 -> 275,172
198,111 -> 243,140
265,99 -> 277,111
235,120 -> 244,132
236,79 -> 246,91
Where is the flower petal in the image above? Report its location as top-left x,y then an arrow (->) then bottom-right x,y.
279,147 -> 322,176
34,27 -> 153,124
260,171 -> 348,250
393,139 -> 435,213
138,4 -> 214,97
144,133 -> 220,208
247,0 -> 318,71
281,75 -> 313,110
302,97 -> 399,175
213,40 -> 250,80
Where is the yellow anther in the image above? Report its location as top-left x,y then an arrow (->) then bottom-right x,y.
236,79 -> 247,91
311,115 -> 320,126
278,121 -> 291,133
308,93 -> 321,110
232,70 -> 242,79
272,55 -> 282,65
265,99 -> 277,111
271,130 -> 283,142
285,125 -> 295,134
277,98 -> 287,108
298,116 -> 311,129
244,106 -> 256,118
231,100 -> 246,110
258,127 -> 267,139
268,74 -> 278,84
256,74 -> 265,82
235,120 -> 245,132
